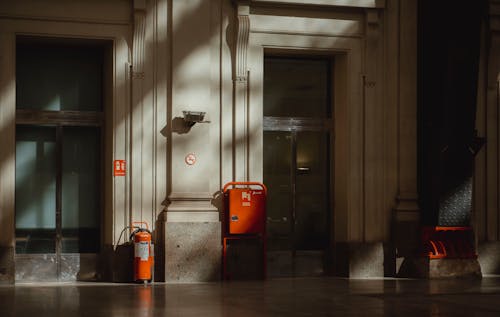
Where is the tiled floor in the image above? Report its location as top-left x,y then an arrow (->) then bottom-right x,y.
2,277 -> 500,316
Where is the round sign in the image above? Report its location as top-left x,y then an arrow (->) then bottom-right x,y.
185,153 -> 196,165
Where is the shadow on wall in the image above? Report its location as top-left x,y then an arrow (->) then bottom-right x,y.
171,117 -> 192,134
102,0 -> 229,283
211,190 -> 225,222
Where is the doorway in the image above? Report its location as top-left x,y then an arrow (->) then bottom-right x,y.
263,56 -> 333,277
14,38 -> 106,281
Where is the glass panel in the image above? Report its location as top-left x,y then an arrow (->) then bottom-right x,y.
15,126 -> 56,254
62,127 -> 101,253
16,42 -> 103,111
264,131 -> 293,251
264,57 -> 330,118
295,131 -> 329,250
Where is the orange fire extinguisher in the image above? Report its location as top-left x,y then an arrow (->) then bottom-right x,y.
130,221 -> 154,284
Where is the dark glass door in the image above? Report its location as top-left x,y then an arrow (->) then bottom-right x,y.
264,56 -> 333,277
264,130 -> 330,277
15,38 -> 104,281
15,126 -> 102,281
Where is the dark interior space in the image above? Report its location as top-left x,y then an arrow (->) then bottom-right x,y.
418,0 -> 487,226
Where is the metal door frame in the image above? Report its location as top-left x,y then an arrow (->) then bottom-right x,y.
15,124 -> 103,281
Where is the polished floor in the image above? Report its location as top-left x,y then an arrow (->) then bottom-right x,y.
2,277 -> 500,316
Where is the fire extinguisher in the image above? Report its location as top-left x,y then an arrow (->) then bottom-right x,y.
129,221 -> 154,284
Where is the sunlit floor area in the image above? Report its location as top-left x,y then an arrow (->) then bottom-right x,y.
2,277 -> 500,316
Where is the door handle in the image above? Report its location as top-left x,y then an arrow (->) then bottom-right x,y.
297,167 -> 310,174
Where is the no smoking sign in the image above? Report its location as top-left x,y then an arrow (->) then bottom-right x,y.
185,153 -> 196,166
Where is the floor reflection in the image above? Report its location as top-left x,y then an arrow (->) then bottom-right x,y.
3,277 -> 500,317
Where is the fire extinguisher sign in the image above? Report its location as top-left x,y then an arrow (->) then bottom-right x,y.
241,191 -> 251,207
114,160 -> 126,176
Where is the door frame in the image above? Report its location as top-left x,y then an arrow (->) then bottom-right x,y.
247,30 -> 363,246
243,19 -> 366,277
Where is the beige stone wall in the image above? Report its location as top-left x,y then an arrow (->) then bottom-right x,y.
130,0 -> 168,240
165,0 -> 223,221
0,0 -> 419,280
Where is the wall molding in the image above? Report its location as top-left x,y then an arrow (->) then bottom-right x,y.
132,8 -> 146,78
232,1 -> 251,182
251,0 -> 385,8
235,11 -> 250,81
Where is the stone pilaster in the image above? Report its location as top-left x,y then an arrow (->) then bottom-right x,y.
164,0 -> 222,282
0,32 -> 16,284
233,0 -> 250,182
390,0 -> 420,266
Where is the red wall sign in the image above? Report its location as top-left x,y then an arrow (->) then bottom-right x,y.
114,160 -> 126,176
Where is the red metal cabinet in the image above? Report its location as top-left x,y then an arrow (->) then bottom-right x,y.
226,187 -> 266,234
222,182 -> 267,279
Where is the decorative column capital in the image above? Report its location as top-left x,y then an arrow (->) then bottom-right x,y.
233,1 -> 250,82
133,2 -> 146,78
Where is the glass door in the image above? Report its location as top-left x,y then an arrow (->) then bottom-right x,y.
15,126 -> 101,280
263,56 -> 333,277
15,127 -> 58,279
264,130 -> 330,277
15,38 -> 104,281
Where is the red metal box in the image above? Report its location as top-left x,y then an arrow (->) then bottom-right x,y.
223,182 -> 267,235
